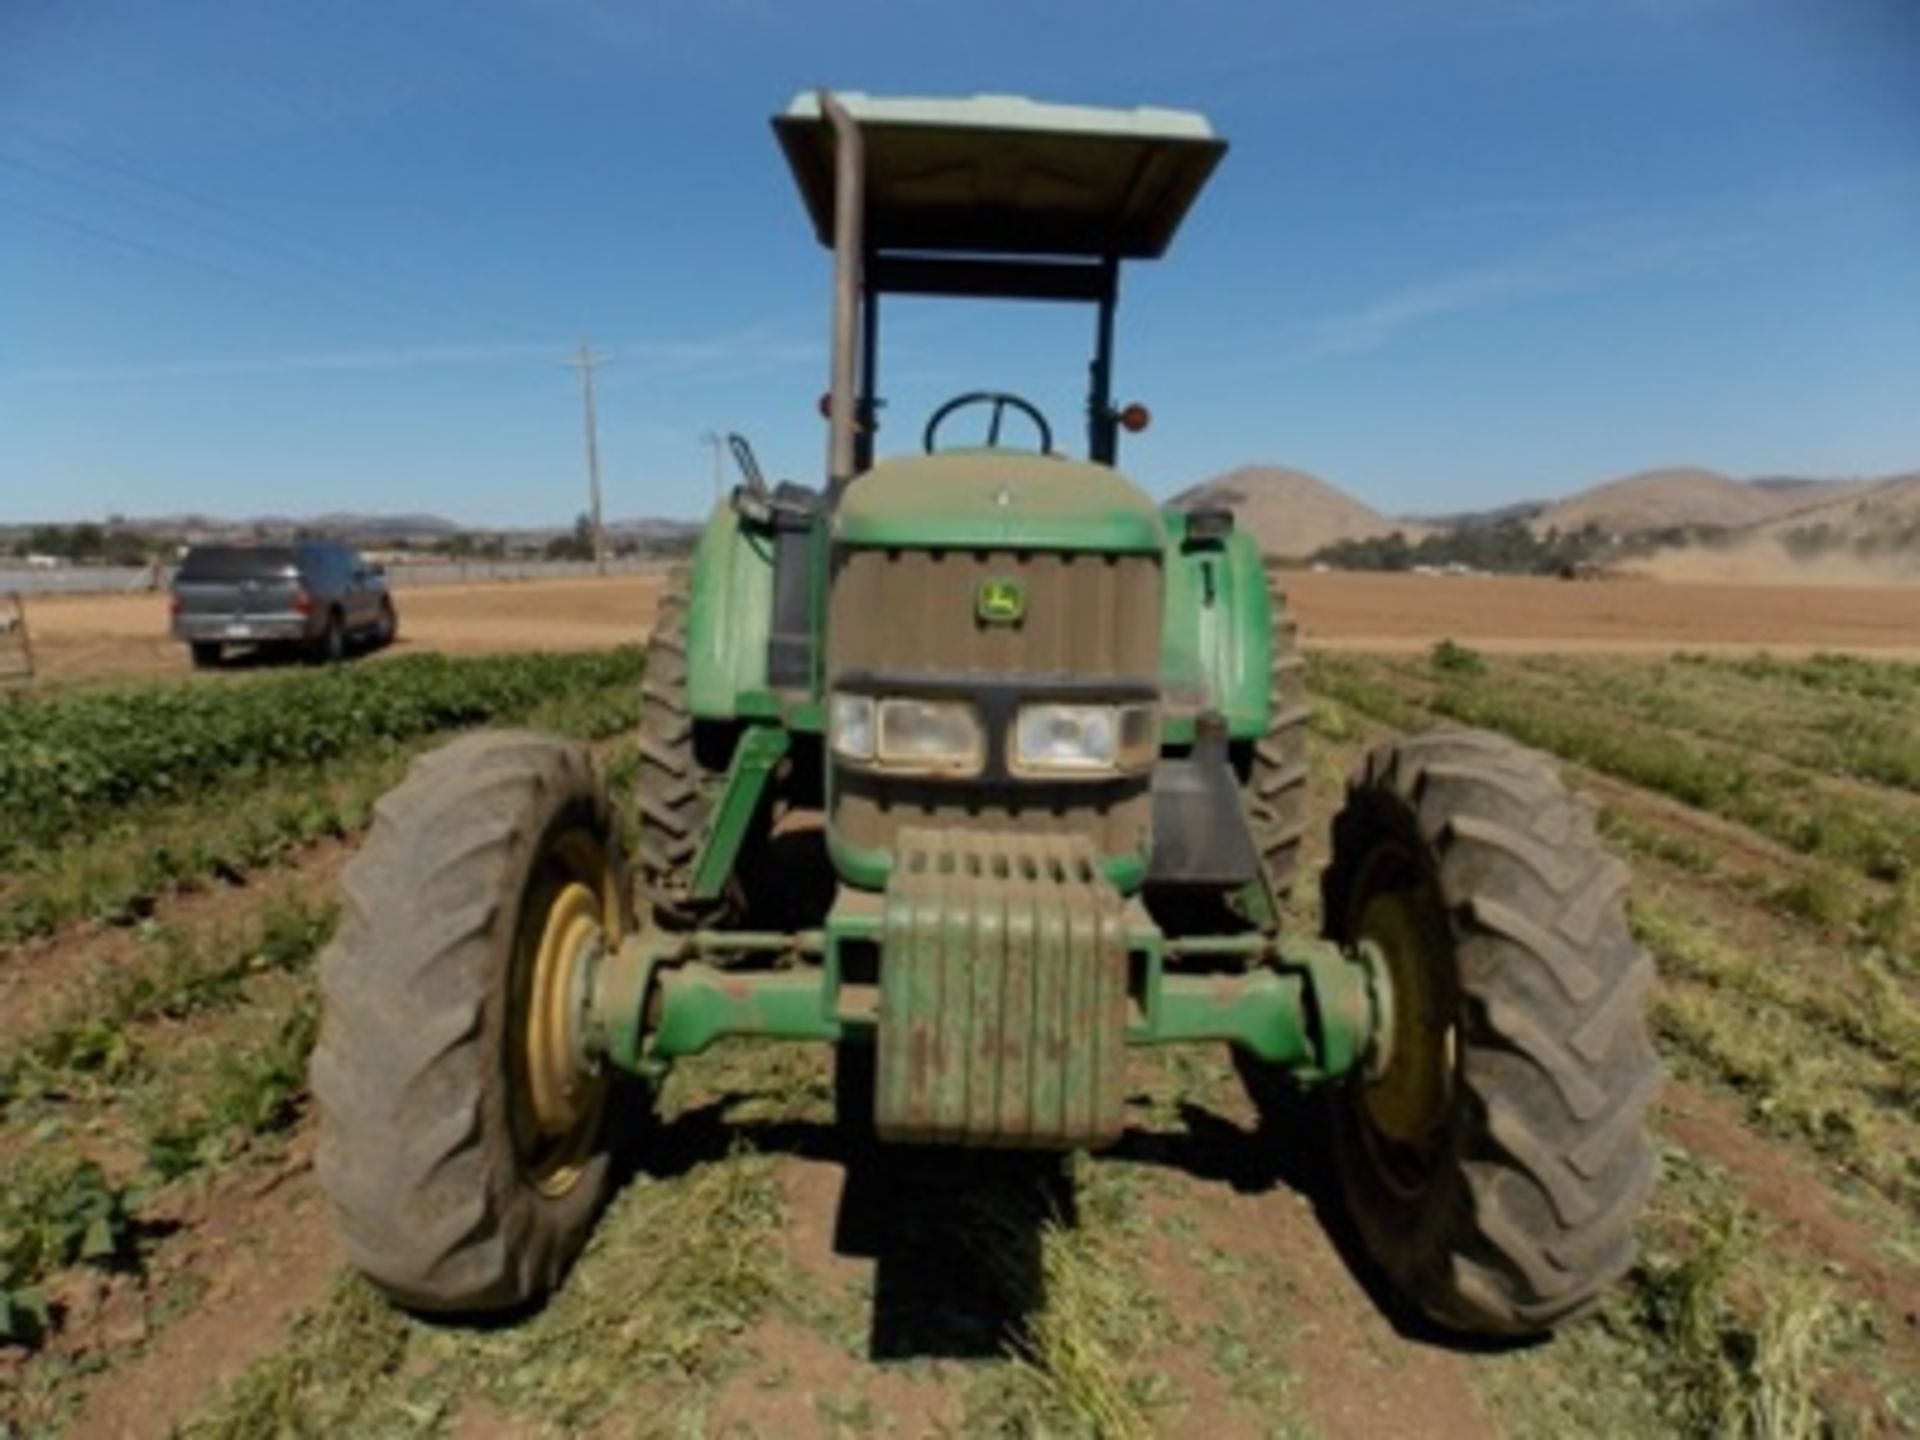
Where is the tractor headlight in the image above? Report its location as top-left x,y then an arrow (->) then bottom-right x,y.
877,698 -> 983,773
830,692 -> 875,762
831,692 -> 984,775
1013,702 -> 1157,776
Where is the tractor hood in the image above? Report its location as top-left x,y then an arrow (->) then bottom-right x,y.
834,452 -> 1165,553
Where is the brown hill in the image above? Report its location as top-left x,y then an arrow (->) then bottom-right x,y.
1531,467 -> 1813,537
1636,474 -> 1920,584
1173,465 -> 1422,558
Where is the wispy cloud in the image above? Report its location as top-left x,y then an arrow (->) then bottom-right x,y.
0,342 -> 558,386
1295,217 -> 1753,356
0,328 -> 822,387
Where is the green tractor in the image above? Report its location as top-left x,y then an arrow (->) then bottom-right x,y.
312,91 -> 1657,1336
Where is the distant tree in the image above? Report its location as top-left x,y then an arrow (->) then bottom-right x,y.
1311,519 -> 1609,576
543,513 -> 596,562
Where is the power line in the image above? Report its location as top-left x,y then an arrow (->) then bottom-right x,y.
0,153 -> 463,342
8,134 -> 528,339
0,194 -> 340,308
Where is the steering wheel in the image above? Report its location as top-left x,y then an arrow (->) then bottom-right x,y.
923,391 -> 1053,455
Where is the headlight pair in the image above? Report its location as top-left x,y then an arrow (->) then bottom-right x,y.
830,693 -> 1155,778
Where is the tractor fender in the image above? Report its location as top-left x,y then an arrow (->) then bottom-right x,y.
684,500 -> 777,719
1158,508 -> 1272,744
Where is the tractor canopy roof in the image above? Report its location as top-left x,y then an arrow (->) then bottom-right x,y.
774,91 -> 1226,260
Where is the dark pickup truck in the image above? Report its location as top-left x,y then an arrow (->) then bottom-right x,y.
170,541 -> 397,667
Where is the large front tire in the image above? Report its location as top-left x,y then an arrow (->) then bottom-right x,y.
312,731 -> 629,1313
1321,729 -> 1658,1336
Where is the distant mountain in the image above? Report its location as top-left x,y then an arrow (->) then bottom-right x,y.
99,511 -> 462,538
306,512 -> 462,537
606,517 -> 704,543
1172,465 -> 1423,558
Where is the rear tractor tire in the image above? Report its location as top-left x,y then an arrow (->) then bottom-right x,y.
1321,729 -> 1659,1337
637,565 -> 742,929
312,731 -> 631,1313
1245,576 -> 1309,902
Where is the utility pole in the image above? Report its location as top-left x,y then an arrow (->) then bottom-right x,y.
561,340 -> 611,575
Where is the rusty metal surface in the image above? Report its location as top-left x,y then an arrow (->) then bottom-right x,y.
877,827 -> 1129,1148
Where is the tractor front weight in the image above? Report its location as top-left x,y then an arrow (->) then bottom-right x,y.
582,901 -> 1390,1136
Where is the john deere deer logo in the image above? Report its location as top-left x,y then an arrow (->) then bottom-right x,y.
976,578 -> 1026,624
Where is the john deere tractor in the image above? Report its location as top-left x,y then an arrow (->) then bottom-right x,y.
312,92 -> 1657,1336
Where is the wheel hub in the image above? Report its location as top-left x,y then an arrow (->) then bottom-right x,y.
521,877 -> 609,1195
1354,887 -> 1456,1184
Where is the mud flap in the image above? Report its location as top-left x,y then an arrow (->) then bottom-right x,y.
877,828 -> 1131,1148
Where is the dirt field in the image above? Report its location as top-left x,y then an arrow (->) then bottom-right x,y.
14,569 -> 1920,688
14,576 -> 667,687
4,651 -> 1916,1436
4,588 -> 1919,1436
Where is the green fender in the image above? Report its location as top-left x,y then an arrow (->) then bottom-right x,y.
684,501 -> 776,721
1158,509 -> 1272,746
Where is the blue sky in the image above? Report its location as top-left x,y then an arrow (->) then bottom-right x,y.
1,0 -> 1915,525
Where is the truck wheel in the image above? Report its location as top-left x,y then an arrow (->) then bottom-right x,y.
637,566 -> 738,928
1320,729 -> 1658,1336
374,597 -> 398,648
1245,576 -> 1309,901
315,610 -> 346,664
312,731 -> 629,1312
189,641 -> 222,669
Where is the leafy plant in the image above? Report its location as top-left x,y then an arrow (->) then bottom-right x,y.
0,1157 -> 145,1346
1430,638 -> 1487,676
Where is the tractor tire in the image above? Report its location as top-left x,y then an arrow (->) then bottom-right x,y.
1246,576 -> 1310,900
637,566 -> 738,929
1320,729 -> 1659,1336
312,730 -> 629,1313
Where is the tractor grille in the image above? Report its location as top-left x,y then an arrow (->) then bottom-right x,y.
828,547 -> 1159,676
826,547 -> 1161,860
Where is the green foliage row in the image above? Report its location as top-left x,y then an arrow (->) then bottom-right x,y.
0,647 -> 644,867
1428,674 -> 1919,883
1676,650 -> 1920,704
1538,653 -> 1920,795
0,891 -> 337,1115
2,664 -> 641,948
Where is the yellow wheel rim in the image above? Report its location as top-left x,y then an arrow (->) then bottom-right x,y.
513,838 -> 616,1198
1353,875 -> 1457,1196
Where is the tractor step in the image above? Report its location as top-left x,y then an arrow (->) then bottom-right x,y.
877,828 -> 1130,1148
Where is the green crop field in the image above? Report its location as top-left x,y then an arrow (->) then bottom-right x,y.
2,644 -> 1917,1437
